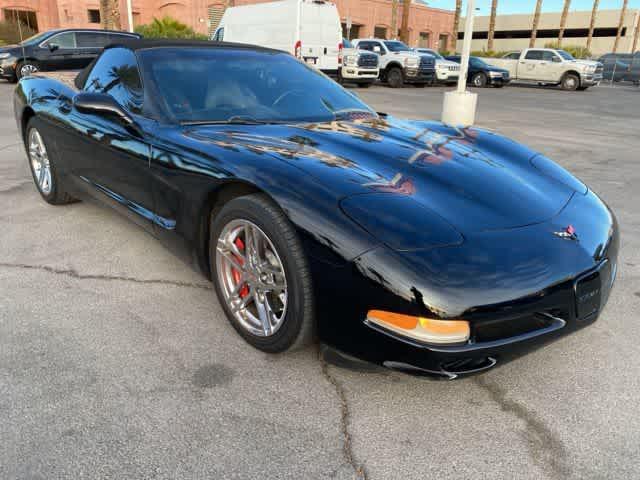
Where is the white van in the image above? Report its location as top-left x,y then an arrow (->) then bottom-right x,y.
212,0 -> 342,74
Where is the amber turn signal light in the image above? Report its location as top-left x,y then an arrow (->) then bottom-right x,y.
366,310 -> 470,345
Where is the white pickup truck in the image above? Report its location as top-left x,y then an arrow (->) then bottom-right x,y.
484,48 -> 603,91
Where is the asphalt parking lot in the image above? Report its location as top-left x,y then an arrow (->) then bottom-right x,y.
1,80 -> 639,480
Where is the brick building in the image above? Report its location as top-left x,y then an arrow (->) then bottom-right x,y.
0,0 -> 455,50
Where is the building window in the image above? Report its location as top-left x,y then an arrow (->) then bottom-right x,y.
2,8 -> 39,31
419,32 -> 430,47
341,23 -> 361,40
374,26 -> 388,39
87,9 -> 101,24
438,33 -> 449,52
459,27 -> 628,40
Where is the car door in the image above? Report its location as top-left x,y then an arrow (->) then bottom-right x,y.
64,47 -> 155,231
541,50 -> 563,82
519,49 -> 543,80
39,32 -> 83,70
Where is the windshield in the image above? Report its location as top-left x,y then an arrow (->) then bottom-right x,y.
384,41 -> 411,52
470,57 -> 489,68
139,48 -> 375,124
557,50 -> 575,61
19,31 -> 51,46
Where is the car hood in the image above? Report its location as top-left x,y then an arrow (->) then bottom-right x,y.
436,59 -> 459,67
185,117 -> 578,235
486,65 -> 509,73
570,59 -> 601,68
0,44 -> 19,53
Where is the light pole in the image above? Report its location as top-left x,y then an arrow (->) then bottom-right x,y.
126,0 -> 134,33
441,0 -> 478,127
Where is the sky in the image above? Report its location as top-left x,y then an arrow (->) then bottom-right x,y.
424,0 -> 640,15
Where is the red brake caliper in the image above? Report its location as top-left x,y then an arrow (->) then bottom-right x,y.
232,237 -> 250,298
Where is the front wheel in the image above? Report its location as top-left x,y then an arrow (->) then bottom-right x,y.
386,67 -> 404,88
561,73 -> 580,91
471,72 -> 487,87
210,194 -> 315,353
25,118 -> 77,205
16,60 -> 39,80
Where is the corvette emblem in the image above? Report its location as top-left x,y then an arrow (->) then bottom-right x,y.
554,224 -> 578,241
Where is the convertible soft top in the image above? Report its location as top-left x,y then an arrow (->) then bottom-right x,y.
103,38 -> 281,54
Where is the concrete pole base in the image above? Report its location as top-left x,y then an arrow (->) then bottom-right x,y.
441,90 -> 478,127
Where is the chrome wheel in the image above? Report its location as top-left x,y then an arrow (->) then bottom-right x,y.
20,63 -> 38,77
216,219 -> 288,337
28,128 -> 52,195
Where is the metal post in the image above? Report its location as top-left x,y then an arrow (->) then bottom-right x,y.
457,0 -> 476,94
126,0 -> 134,33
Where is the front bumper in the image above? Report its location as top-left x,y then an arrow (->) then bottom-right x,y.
436,70 -> 459,82
0,58 -> 17,79
340,66 -> 379,81
404,67 -> 435,83
582,73 -> 603,86
488,74 -> 511,85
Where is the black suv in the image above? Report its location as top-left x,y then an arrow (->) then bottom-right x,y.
0,29 -> 140,82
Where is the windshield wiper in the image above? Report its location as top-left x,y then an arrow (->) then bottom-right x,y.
181,116 -> 272,126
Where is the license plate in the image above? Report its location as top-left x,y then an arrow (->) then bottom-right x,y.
575,270 -> 602,320
304,57 -> 318,65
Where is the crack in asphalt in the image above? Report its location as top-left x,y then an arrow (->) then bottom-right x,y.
319,346 -> 368,480
0,262 -> 213,290
473,376 -> 571,479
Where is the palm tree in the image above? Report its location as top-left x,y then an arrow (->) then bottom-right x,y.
391,0 -> 399,40
400,0 -> 411,44
558,0 -> 571,46
632,12 -> 640,52
586,0 -> 600,52
451,0 -> 462,53
613,0 -> 628,53
99,0 -> 121,30
487,0 -> 499,51
530,0 -> 543,48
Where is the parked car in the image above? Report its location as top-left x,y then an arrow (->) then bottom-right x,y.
414,48 -> 459,84
483,48 -> 603,91
212,0 -> 342,75
445,55 -> 510,87
15,39 -> 618,376
337,38 -> 379,87
0,28 -> 140,82
353,38 -> 435,88
598,53 -> 640,84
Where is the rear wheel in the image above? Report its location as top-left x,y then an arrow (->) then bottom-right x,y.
25,118 -> 77,205
386,67 -> 404,88
471,72 -> 487,87
16,60 -> 39,80
561,73 -> 580,91
210,194 -> 315,353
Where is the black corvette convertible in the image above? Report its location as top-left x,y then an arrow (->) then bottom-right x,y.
13,39 -> 618,377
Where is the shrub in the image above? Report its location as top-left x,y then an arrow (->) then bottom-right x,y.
544,41 -> 592,59
471,49 -> 509,58
0,21 -> 38,45
135,16 -> 208,40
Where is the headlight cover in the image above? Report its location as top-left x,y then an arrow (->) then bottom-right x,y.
340,193 -> 463,251
405,57 -> 419,68
344,55 -> 357,66
0,52 -> 12,60
489,71 -> 503,77
530,154 -> 587,194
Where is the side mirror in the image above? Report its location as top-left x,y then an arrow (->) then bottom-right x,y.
552,56 -> 561,63
373,46 -> 382,54
73,92 -> 138,128
48,43 -> 59,52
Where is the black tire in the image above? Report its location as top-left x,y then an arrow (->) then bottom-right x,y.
471,72 -> 487,87
561,73 -> 580,91
16,60 -> 40,80
386,67 -> 404,88
209,193 -> 315,353
7,76 -> 18,84
25,117 -> 77,205
357,82 -> 372,88
415,83 -> 427,88
336,70 -> 344,85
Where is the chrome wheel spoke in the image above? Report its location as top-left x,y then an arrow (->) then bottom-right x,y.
216,219 -> 288,337
28,128 -> 52,195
